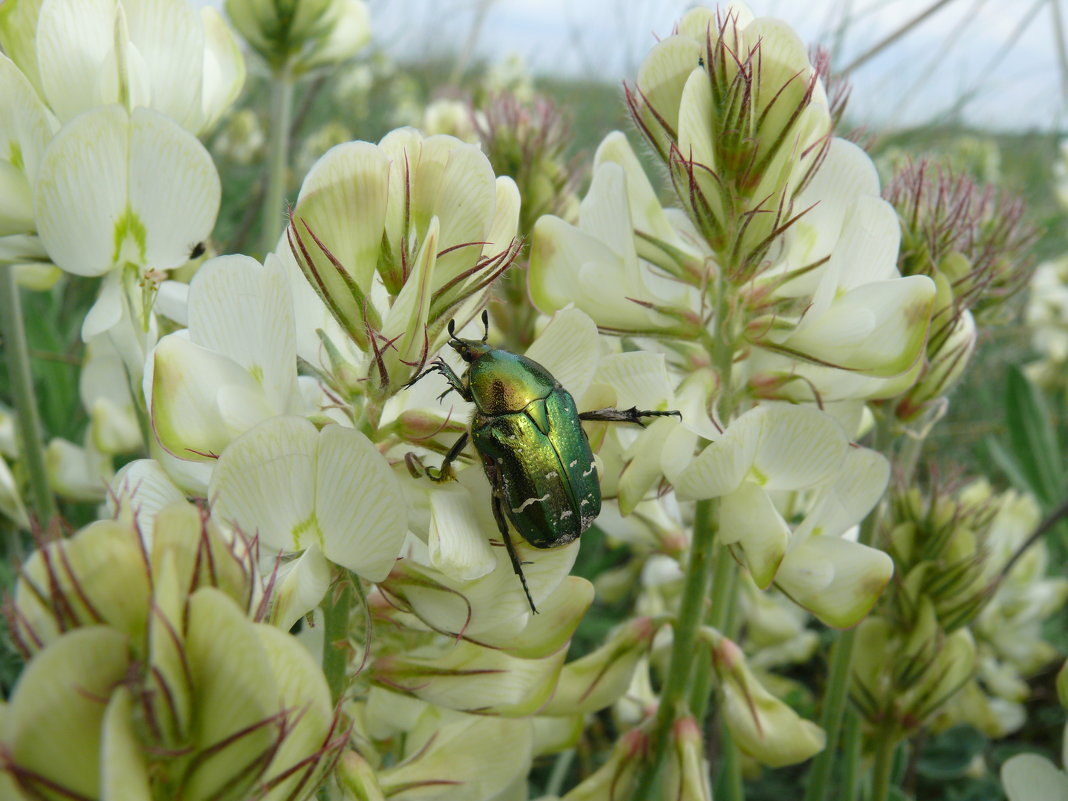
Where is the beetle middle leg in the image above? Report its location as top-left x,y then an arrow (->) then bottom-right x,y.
579,407 -> 682,427
491,493 -> 538,614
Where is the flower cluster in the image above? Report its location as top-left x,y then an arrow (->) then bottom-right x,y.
2,501 -> 343,800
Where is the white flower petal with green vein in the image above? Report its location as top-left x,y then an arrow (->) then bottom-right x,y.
0,0 -> 44,90
150,334 -> 272,461
200,8 -> 245,129
313,424 -> 407,580
429,483 -> 497,581
34,0 -> 115,122
775,536 -> 893,628
207,416 -> 317,553
677,68 -> 717,176
0,54 -> 56,228
524,307 -> 600,400
293,140 -> 389,295
7,626 -> 130,799
595,132 -> 685,247
101,687 -> 152,801
211,417 -> 407,580
271,544 -> 332,633
750,404 -> 849,491
486,175 -> 521,259
189,254 -> 297,411
124,0 -> 205,129
720,483 -> 789,588
128,108 -> 220,269
634,35 -> 701,144
673,419 -> 755,500
793,447 -> 889,541
35,105 -> 128,276
35,106 -> 219,277
779,275 -> 935,377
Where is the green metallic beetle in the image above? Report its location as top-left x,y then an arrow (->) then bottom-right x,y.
407,311 -> 680,613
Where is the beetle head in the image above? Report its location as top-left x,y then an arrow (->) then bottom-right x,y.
446,312 -> 493,363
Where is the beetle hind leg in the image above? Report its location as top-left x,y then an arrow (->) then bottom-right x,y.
578,406 -> 682,427
491,494 -> 538,614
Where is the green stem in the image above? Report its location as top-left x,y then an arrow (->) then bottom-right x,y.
870,727 -> 898,801
322,571 -> 354,704
804,413 -> 894,801
715,728 -> 745,801
0,263 -> 56,530
840,709 -> 862,801
629,498 -> 718,800
259,65 -> 294,255
545,748 -> 575,797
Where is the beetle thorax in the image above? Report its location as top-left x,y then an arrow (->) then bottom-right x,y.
465,350 -> 560,415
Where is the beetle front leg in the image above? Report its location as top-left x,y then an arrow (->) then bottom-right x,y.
579,407 -> 682,427
491,494 -> 538,614
424,431 -> 470,483
405,359 -> 472,403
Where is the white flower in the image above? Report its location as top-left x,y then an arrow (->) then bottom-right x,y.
674,403 -> 893,628
33,0 -> 244,135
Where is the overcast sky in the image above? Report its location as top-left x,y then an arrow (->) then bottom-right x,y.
366,0 -> 1064,131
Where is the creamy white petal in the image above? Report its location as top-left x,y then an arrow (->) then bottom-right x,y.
127,107 -> 220,271
524,307 -> 600,401
776,536 -> 893,628
720,482 -> 788,587
209,416 -> 318,552
428,483 -> 497,581
313,423 -> 407,581
35,105 -> 129,276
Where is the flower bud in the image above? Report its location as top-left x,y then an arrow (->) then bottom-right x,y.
541,617 -> 662,716
663,716 -> 713,801
711,634 -> 826,767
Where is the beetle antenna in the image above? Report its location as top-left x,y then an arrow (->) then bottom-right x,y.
481,309 -> 489,341
447,319 -> 463,345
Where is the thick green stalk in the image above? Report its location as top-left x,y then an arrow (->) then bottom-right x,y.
629,498 -> 718,799
259,65 -> 295,255
708,547 -> 743,800
714,731 -> 744,801
0,263 -> 56,530
803,413 -> 893,801
870,727 -> 898,801
840,709 -> 862,801
322,572 -> 354,704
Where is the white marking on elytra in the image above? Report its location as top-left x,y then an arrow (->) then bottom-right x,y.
545,470 -> 558,480
582,462 -> 596,477
580,498 -> 590,507
512,493 -> 550,513
569,459 -> 578,468
560,509 -> 573,520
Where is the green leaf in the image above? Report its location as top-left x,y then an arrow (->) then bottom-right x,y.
1004,365 -> 1064,506
916,725 -> 987,780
